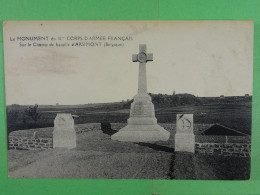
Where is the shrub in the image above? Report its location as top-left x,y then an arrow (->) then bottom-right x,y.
25,104 -> 41,122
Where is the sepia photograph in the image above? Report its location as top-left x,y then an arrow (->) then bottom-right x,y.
4,20 -> 253,179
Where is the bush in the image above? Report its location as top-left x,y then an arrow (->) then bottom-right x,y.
25,104 -> 41,122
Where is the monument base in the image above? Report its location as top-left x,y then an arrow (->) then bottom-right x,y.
112,92 -> 170,142
174,133 -> 195,153
53,131 -> 76,149
111,123 -> 170,142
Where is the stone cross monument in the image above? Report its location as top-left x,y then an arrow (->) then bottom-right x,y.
132,44 -> 153,94
111,44 -> 170,142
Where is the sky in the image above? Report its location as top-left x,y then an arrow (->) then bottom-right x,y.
4,21 -> 254,105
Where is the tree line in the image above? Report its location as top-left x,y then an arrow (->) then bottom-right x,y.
123,93 -> 202,108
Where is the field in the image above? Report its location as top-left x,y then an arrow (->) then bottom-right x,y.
7,99 -> 251,179
8,128 -> 250,179
7,101 -> 252,135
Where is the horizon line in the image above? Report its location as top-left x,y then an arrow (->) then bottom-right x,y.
6,94 -> 252,106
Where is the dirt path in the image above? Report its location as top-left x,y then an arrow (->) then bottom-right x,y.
9,149 -> 172,179
9,130 -> 247,179
9,131 -> 172,179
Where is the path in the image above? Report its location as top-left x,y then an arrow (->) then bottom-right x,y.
8,131 -> 172,179
8,130 -> 247,179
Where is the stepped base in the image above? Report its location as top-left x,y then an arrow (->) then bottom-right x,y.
112,92 -> 170,142
111,124 -> 170,142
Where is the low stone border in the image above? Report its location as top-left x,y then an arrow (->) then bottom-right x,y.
8,123 -> 251,156
8,136 -> 53,150
195,142 -> 251,157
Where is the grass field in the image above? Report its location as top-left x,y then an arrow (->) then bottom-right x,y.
7,101 -> 252,135
8,128 -> 250,179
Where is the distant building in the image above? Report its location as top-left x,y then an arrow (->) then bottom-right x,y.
201,124 -> 248,136
220,95 -> 224,99
56,103 -> 59,106
245,94 -> 250,97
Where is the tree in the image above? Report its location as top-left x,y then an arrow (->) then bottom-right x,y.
6,110 -> 19,135
25,104 -> 41,122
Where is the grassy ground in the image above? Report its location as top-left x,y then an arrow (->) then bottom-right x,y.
8,129 -> 250,179
8,130 -> 172,179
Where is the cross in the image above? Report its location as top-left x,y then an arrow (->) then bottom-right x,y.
132,44 -> 153,94
180,119 -> 191,130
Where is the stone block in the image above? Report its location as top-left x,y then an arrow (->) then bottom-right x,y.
175,133 -> 195,153
175,114 -> 195,153
53,113 -> 76,149
41,139 -> 49,143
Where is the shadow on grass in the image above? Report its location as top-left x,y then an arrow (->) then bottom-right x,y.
101,122 -> 117,136
168,154 -> 175,179
135,142 -> 174,153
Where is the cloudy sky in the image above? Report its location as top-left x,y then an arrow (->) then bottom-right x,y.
4,21 -> 253,105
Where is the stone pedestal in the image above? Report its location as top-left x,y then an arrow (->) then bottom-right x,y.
111,93 -> 170,142
175,134 -> 195,153
53,113 -> 76,149
175,114 -> 195,153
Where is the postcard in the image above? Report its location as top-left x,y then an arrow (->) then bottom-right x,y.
4,20 -> 253,179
